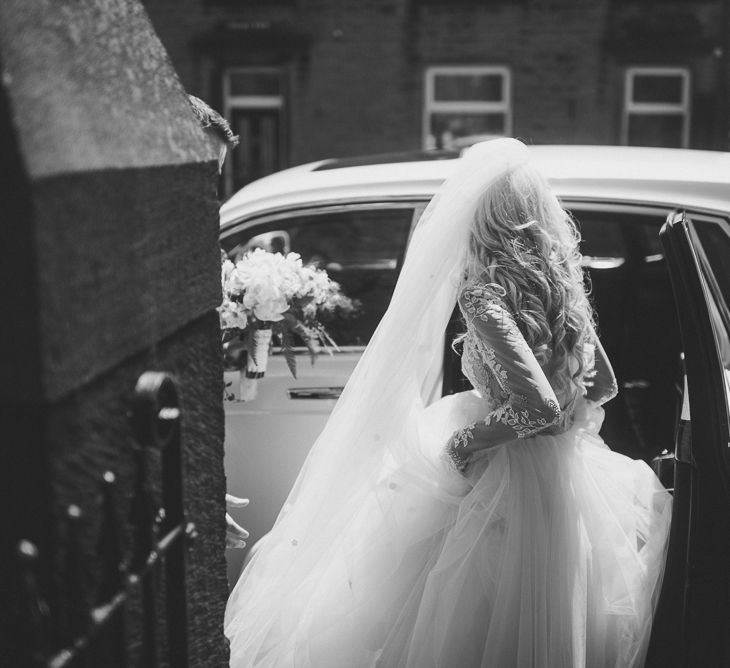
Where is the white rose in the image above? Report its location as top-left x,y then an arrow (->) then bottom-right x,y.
242,282 -> 288,322
219,301 -> 249,330
227,266 -> 248,294
253,297 -> 288,322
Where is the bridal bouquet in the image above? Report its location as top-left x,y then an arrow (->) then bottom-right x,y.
220,248 -> 359,401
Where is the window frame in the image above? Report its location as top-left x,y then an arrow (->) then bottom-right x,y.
422,65 -> 512,149
621,66 -> 691,148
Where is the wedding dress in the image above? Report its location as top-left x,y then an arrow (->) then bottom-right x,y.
225,139 -> 671,668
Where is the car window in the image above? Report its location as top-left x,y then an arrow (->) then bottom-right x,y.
692,218 -> 730,371
693,218 -> 730,313
686,216 -> 730,454
221,207 -> 414,346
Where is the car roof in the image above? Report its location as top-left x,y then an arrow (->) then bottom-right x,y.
220,145 -> 730,226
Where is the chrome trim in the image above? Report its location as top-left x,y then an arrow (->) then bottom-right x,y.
287,387 -> 344,400
268,346 -> 366,355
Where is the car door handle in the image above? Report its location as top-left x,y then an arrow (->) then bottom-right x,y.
287,387 -> 344,400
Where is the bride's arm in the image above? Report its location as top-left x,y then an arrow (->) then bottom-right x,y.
444,288 -> 561,472
584,327 -> 618,405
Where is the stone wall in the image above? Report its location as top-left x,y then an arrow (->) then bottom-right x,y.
0,0 -> 228,664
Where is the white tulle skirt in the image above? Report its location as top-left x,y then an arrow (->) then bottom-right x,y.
226,392 -> 672,668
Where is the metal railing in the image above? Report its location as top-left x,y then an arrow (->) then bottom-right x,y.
16,372 -> 194,668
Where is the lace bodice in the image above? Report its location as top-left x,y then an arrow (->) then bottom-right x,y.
447,283 -> 618,471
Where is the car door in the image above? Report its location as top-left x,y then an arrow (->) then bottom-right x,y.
646,211 -> 730,667
220,202 -> 422,582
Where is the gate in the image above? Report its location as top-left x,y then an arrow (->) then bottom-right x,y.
17,373 -> 192,668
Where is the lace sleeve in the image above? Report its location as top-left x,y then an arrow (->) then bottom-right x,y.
584,327 -> 618,405
445,287 -> 561,470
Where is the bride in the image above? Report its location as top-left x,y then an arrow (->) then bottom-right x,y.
224,138 -> 672,667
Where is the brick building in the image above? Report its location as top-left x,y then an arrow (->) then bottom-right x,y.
143,0 -> 730,197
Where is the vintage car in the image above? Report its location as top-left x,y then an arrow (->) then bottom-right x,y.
220,145 -> 730,665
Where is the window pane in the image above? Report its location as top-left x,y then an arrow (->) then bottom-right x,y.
221,208 -> 414,345
627,114 -> 684,148
228,70 -> 280,97
428,112 -> 505,149
691,220 -> 730,437
694,220 -> 730,311
433,73 -> 503,102
632,74 -> 684,104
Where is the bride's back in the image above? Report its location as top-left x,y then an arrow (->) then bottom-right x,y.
463,163 -> 595,412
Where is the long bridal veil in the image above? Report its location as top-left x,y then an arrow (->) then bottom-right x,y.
225,139 -> 531,664
225,138 -> 671,668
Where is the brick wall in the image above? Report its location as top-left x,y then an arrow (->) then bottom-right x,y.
142,0 -> 209,94
411,2 -> 612,145
142,0 -> 729,186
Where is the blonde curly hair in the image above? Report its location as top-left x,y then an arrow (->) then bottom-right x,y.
463,162 -> 594,402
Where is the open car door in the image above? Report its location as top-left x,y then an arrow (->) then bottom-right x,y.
646,211 -> 730,667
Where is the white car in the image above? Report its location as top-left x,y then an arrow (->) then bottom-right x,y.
220,145 -> 730,597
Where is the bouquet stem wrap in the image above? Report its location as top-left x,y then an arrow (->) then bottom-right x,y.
241,327 -> 273,401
